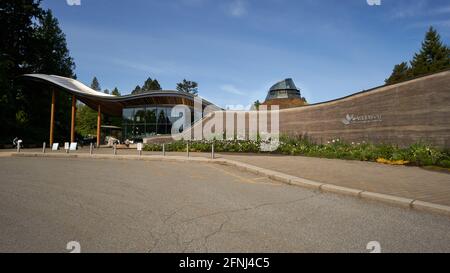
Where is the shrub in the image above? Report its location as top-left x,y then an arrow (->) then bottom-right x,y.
143,138 -> 450,168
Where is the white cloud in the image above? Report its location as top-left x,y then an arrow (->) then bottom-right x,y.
410,19 -> 450,29
389,1 -> 450,19
220,84 -> 246,95
429,5 -> 450,15
225,104 -> 252,111
110,58 -> 164,74
228,0 -> 247,17
178,0 -> 207,7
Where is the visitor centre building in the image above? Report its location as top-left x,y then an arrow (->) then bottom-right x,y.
21,74 -> 220,146
20,69 -> 450,148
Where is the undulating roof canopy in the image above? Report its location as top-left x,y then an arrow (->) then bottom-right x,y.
20,74 -> 220,116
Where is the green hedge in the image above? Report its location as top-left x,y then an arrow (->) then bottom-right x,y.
144,137 -> 450,168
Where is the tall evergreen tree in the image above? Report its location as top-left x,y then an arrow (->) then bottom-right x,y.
111,87 -> 121,96
131,85 -> 142,94
385,62 -> 411,84
386,27 -> 449,84
176,79 -> 198,95
26,9 -> 75,142
410,27 -> 450,77
31,10 -> 75,76
150,79 -> 161,90
141,77 -> 162,92
0,0 -> 43,143
91,76 -> 101,91
0,1 -> 77,144
141,77 -> 153,92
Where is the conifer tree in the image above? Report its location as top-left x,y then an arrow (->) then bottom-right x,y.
90,77 -> 101,91
386,26 -> 449,84
385,62 -> 411,84
410,27 -> 450,77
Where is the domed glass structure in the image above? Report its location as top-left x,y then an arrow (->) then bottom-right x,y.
265,78 -> 301,101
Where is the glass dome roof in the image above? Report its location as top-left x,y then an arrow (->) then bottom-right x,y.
269,78 -> 298,91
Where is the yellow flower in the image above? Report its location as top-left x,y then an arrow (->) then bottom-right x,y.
376,158 -> 410,165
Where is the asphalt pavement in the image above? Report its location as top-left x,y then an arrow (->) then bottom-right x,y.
0,157 -> 449,253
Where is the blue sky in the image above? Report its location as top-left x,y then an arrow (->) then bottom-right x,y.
42,0 -> 450,108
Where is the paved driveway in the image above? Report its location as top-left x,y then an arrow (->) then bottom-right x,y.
0,157 -> 449,252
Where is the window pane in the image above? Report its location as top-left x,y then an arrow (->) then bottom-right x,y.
145,123 -> 156,137
157,123 -> 167,135
124,125 -> 134,140
123,108 -> 134,124
157,107 -> 166,124
134,108 -> 146,123
146,107 -> 156,123
133,124 -> 145,138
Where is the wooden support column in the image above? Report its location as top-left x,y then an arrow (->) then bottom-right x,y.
49,89 -> 56,146
97,105 -> 101,148
70,95 -> 76,143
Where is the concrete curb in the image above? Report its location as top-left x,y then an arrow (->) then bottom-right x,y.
411,200 -> 450,216
0,152 -> 14,157
8,152 -> 450,217
320,184 -> 363,198
359,191 -> 414,208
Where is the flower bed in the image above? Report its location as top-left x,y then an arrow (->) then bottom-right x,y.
143,136 -> 450,168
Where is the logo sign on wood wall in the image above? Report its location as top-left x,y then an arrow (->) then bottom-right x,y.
342,114 -> 382,125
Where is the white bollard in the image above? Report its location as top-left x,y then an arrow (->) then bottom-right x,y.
137,143 -> 142,156
162,144 -> 165,156
42,142 -> 46,153
89,143 -> 93,155
211,143 -> 215,159
186,143 -> 189,157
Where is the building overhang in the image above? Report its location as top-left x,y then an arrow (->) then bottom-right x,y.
19,74 -> 221,116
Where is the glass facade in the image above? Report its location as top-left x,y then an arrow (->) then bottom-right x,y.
122,106 -> 196,140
